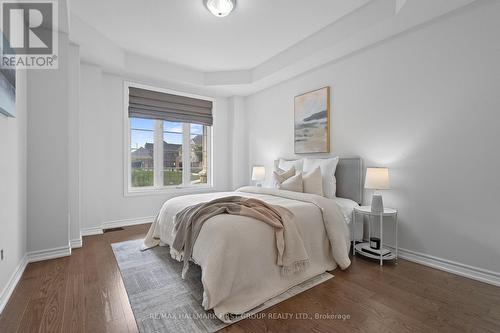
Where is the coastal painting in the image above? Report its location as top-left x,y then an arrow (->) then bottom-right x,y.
0,67 -> 16,117
0,33 -> 16,117
294,87 -> 330,153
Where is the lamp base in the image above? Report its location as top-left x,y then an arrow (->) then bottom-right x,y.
371,194 -> 384,213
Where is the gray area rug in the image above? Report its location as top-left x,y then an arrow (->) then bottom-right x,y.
112,239 -> 333,333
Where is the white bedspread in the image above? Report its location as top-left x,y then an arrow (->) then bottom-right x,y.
143,186 -> 351,322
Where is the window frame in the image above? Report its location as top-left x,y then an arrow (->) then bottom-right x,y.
123,81 -> 214,196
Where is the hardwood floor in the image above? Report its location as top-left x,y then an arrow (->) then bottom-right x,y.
1,224 -> 499,333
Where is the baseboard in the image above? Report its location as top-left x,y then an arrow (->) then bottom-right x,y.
70,237 -> 83,249
0,255 -> 28,314
27,245 -> 72,263
81,216 -> 154,236
389,246 -> 500,287
102,216 -> 155,230
80,226 -> 104,236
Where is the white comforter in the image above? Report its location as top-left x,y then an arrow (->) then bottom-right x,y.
143,186 -> 351,322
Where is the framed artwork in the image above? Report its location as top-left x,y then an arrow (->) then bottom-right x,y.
294,86 -> 330,153
0,67 -> 16,117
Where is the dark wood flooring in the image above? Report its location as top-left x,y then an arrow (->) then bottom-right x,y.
1,223 -> 499,332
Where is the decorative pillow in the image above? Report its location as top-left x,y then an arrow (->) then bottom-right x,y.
302,167 -> 324,196
276,159 -> 303,173
272,166 -> 296,188
278,172 -> 303,193
303,157 -> 339,198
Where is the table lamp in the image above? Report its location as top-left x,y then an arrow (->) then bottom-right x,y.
251,166 -> 266,187
364,167 -> 390,213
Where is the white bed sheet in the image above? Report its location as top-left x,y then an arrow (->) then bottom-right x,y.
334,197 -> 360,224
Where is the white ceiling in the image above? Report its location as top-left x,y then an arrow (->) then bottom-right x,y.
69,0 -> 369,71
68,0 -> 480,96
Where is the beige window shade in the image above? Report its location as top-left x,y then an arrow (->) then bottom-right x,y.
128,87 -> 213,126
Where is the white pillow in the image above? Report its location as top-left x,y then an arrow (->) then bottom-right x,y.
277,159 -> 303,173
272,166 -> 296,188
302,167 -> 323,196
303,157 -> 339,198
278,172 -> 303,193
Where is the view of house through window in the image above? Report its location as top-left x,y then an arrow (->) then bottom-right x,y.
163,121 -> 183,186
130,118 -> 210,189
130,118 -> 155,187
190,123 -> 208,185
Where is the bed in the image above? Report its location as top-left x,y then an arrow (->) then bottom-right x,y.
143,157 -> 362,322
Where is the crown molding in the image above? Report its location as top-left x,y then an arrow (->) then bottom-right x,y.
70,0 -> 480,96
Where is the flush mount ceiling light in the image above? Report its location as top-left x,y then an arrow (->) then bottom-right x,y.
206,0 -> 235,17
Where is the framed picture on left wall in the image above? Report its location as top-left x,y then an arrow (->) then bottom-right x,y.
0,67 -> 16,117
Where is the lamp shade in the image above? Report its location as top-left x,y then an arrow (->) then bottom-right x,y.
364,167 -> 390,190
251,166 -> 266,181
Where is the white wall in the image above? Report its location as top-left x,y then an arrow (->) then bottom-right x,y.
79,64 -> 232,231
79,64 -> 104,232
228,96 -> 249,189
0,70 -> 27,307
244,3 -> 500,274
68,44 -> 81,245
27,32 -> 70,252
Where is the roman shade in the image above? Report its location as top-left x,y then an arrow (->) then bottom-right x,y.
128,87 -> 213,126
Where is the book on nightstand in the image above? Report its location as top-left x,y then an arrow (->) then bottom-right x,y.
361,244 -> 392,257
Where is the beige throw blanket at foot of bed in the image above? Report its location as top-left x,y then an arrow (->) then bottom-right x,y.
170,196 -> 309,279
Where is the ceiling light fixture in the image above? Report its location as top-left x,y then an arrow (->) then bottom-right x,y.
206,0 -> 235,17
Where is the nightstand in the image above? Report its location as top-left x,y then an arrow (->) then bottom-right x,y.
352,206 -> 398,266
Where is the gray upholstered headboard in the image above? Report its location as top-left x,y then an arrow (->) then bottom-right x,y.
335,157 -> 363,204
274,157 -> 363,204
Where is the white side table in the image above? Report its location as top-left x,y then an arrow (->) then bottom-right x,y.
352,206 -> 398,266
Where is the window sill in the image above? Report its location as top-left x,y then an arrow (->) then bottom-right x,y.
124,185 -> 215,197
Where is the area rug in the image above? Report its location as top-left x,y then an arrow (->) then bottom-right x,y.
112,239 -> 333,333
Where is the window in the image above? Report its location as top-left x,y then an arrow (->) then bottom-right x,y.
125,83 -> 213,194
163,121 -> 184,186
130,118 -> 155,187
189,123 -> 209,185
